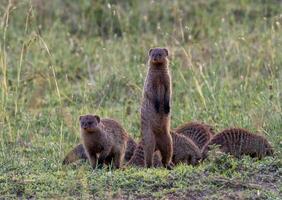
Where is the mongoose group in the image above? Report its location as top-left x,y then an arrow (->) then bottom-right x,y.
63,47 -> 274,169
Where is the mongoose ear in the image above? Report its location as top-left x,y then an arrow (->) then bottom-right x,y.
79,116 -> 83,121
148,48 -> 153,56
94,115 -> 101,123
163,48 -> 169,56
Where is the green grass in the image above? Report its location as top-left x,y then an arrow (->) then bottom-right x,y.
0,0 -> 281,199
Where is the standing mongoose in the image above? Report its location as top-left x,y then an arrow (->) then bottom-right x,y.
127,132 -> 202,167
141,47 -> 173,169
174,122 -> 214,150
203,128 -> 274,159
79,114 -> 128,169
62,136 -> 137,165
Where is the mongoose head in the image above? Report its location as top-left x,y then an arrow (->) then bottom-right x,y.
79,114 -> 100,132
266,148 -> 274,156
264,142 -> 274,156
174,154 -> 201,166
190,151 -> 202,165
148,47 -> 169,66
256,133 -> 274,157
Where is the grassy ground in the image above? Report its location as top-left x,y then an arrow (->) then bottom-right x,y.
0,0 -> 281,199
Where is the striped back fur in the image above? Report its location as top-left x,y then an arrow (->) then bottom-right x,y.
203,128 -> 273,159
171,132 -> 202,165
174,122 -> 214,150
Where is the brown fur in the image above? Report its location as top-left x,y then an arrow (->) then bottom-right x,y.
171,132 -> 202,165
62,144 -> 87,165
141,47 -> 173,168
62,136 -> 137,165
124,136 -> 138,161
80,115 -> 128,169
174,121 -> 214,150
127,132 -> 202,167
203,128 -> 274,159
126,140 -> 163,167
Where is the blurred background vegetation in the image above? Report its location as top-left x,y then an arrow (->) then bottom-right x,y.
0,0 -> 281,198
